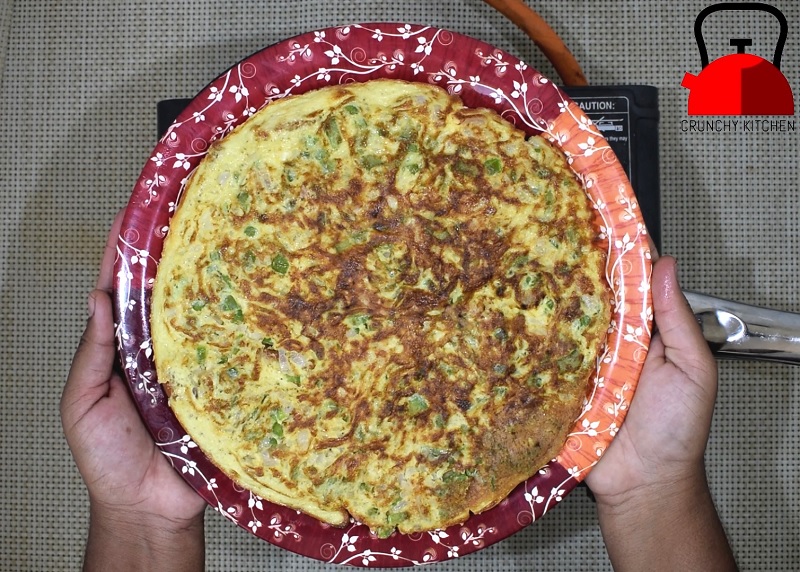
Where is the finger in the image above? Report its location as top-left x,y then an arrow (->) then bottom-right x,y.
62,289 -> 117,423
650,256 -> 714,375
646,234 -> 660,262
96,208 -> 127,292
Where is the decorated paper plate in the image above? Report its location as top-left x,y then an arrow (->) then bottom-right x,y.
114,23 -> 653,566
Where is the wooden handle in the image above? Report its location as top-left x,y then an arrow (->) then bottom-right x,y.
482,0 -> 588,86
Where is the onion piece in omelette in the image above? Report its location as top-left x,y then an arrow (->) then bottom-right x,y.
151,79 -> 611,537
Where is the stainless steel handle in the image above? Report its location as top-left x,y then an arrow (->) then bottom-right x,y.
685,291 -> 800,365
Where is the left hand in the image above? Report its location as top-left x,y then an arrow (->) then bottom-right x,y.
61,209 -> 206,531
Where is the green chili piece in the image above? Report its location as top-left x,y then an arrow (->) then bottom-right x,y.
216,272 -> 233,289
220,295 -> 239,312
335,230 -> 368,253
492,386 -> 508,398
348,313 -> 371,332
271,253 -> 289,274
566,228 -> 578,244
453,159 -> 479,177
323,116 -> 342,147
407,393 -> 429,416
512,255 -> 529,268
442,470 -> 470,483
237,191 -> 251,212
220,295 -> 244,323
243,249 -> 256,266
360,155 -> 383,170
196,346 -> 207,363
528,374 -> 544,388
484,157 -> 502,175
321,399 -> 339,416
387,511 -> 409,526
398,126 -> 416,141
557,349 -> 582,373
244,225 -> 257,237
270,409 -> 288,423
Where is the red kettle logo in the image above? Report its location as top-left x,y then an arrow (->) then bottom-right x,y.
682,2 -> 794,116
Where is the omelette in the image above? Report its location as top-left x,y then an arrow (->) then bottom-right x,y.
151,79 -> 611,536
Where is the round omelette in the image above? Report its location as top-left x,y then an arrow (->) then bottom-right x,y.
151,79 -> 611,537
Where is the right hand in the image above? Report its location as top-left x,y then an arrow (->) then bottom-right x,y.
585,255 -> 718,504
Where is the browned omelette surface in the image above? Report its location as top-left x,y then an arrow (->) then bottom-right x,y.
151,79 -> 611,536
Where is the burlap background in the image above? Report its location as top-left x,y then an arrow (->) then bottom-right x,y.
2,1 -> 798,570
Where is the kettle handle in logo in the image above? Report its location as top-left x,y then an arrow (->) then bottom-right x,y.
694,2 -> 788,69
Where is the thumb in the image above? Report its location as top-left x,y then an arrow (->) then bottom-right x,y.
61,289 -> 118,427
651,256 -> 715,378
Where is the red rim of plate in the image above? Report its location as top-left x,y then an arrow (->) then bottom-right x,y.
113,23 -> 653,567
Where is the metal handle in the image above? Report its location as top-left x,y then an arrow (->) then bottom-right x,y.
685,291 -> 800,365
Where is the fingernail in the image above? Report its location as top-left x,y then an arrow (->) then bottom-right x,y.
87,292 -> 97,318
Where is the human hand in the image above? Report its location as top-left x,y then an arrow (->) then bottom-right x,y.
585,255 -> 717,502
61,210 -> 205,570
585,254 -> 736,571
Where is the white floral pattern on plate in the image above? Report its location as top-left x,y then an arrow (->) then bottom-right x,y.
114,23 -> 653,566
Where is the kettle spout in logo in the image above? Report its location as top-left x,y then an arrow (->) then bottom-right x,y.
682,2 -> 794,116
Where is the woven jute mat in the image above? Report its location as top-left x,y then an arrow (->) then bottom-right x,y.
2,1 -> 797,569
